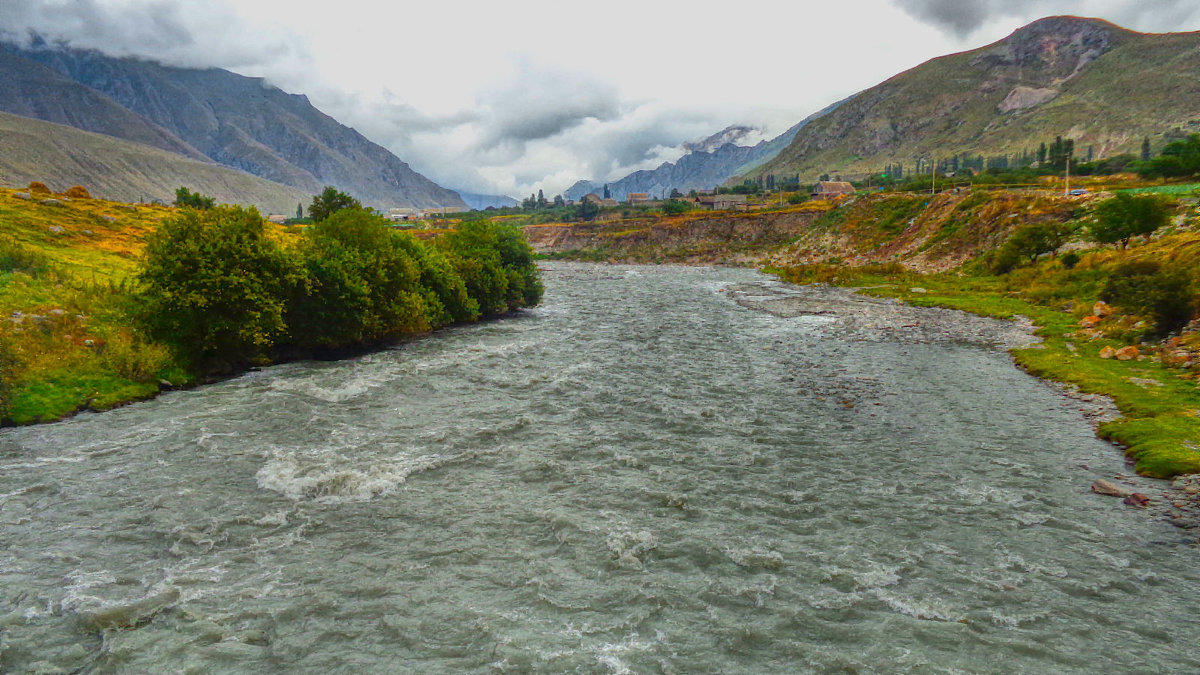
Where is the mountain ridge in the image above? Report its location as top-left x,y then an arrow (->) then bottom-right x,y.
0,42 -> 465,209
747,16 -> 1200,180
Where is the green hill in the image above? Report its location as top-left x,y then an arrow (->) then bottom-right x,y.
749,16 -> 1200,181
0,111 -> 310,214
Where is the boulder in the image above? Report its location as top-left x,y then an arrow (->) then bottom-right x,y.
1115,346 -> 1139,361
12,192 -> 30,200
1092,479 -> 1130,497
40,198 -> 64,207
1093,301 -> 1114,317
48,225 -> 65,234
1123,493 -> 1151,508
1079,315 -> 1102,328
1099,346 -> 1117,359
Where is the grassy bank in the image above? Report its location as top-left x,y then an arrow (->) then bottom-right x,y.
0,186 -> 542,425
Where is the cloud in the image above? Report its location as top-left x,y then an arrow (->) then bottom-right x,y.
0,0 -> 309,74
893,0 -> 1200,37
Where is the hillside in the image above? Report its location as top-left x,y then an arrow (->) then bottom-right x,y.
0,112 -> 310,214
749,16 -> 1200,180
0,42 -> 465,210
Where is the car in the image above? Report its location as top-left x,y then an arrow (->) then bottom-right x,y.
1068,188 -> 1088,196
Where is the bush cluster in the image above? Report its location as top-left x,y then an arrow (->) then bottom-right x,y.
1100,260 -> 1197,337
138,206 -> 542,373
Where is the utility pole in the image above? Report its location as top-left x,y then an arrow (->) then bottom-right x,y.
931,158 -> 937,196
1064,156 -> 1071,196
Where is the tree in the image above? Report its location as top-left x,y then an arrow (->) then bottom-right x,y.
296,203 -> 304,219
1004,222 -> 1073,263
138,206 -> 300,372
1037,142 -> 1047,165
603,184 -> 611,199
577,199 -> 600,222
1141,137 -> 1152,161
1091,193 -> 1172,249
661,199 -> 690,216
173,186 -> 215,210
553,194 -> 565,208
309,186 -> 361,221
536,189 -> 547,209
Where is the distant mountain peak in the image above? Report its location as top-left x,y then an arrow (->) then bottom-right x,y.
682,125 -> 762,154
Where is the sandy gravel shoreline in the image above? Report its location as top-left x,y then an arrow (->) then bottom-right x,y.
726,279 -> 1199,542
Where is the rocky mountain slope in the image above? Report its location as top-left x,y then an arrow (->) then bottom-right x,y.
564,102 -> 841,202
0,111 -> 309,214
0,42 -> 464,209
748,16 -> 1200,181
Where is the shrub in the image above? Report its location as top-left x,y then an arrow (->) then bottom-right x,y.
99,331 -> 172,382
138,205 -> 301,372
64,185 -> 91,199
0,337 -> 15,420
661,199 -> 690,216
437,221 -> 543,315
27,181 -> 51,195
1060,251 -> 1081,269
288,208 -> 431,348
1100,260 -> 1197,336
0,237 -> 50,276
173,187 -> 216,210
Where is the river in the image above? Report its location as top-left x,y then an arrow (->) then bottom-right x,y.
1,262 -> 1198,674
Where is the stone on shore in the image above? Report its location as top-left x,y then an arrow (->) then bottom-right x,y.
1115,346 -> 1139,361
1123,492 -> 1151,508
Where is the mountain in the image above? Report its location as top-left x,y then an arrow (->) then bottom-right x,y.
0,111 -> 310,213
747,16 -> 1200,180
455,191 -> 519,210
564,102 -> 842,202
0,42 -> 464,209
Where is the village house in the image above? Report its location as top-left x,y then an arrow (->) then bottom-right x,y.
582,193 -> 619,207
695,194 -> 748,210
626,193 -> 651,205
266,214 -> 288,224
810,181 -> 856,200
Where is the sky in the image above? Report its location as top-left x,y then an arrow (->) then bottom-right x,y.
3,0 -> 1200,199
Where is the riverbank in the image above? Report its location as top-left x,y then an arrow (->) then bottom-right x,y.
0,187 -> 542,425
729,276 -> 1200,537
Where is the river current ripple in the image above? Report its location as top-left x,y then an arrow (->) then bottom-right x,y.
1,263 -> 1198,674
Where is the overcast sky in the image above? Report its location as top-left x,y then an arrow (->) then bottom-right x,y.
3,0 -> 1200,198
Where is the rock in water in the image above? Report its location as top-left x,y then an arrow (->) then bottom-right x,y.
1092,479 -> 1130,497
1123,493 -> 1151,508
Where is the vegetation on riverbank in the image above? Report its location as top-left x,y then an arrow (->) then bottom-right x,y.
0,185 -> 541,425
769,190 -> 1200,478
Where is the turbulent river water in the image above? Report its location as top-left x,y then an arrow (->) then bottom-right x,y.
2,263 -> 1199,674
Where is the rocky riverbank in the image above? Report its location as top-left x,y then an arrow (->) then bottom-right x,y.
726,279 -> 1199,542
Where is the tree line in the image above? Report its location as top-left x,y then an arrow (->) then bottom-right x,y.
142,188 -> 542,374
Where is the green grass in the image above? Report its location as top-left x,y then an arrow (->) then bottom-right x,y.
1120,183 -> 1200,196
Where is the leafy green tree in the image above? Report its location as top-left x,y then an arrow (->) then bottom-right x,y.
309,186 -> 362,222
138,206 -> 300,372
173,186 -> 216,210
296,203 -> 304,219
1137,134 -> 1200,178
553,194 -> 565,208
603,184 -> 611,199
1004,221 -> 1074,263
1141,136 -> 1152,161
1091,193 -> 1172,249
